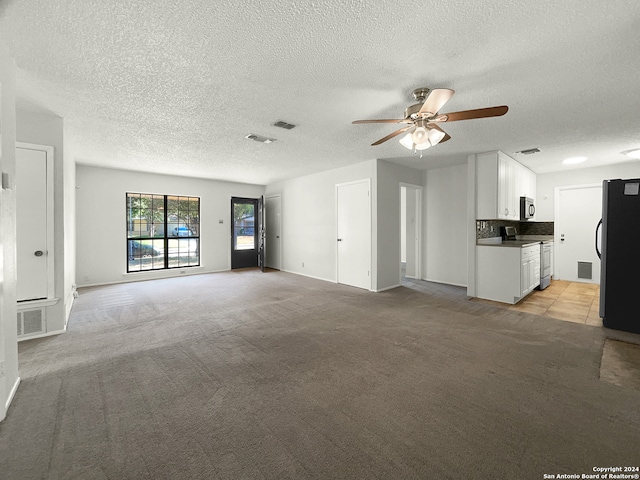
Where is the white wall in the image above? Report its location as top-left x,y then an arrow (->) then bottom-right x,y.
425,164 -> 468,286
265,160 -> 376,287
76,165 -> 265,286
63,124 -> 76,321
16,110 -> 71,334
536,161 -> 640,221
264,159 -> 424,292
0,41 -> 19,422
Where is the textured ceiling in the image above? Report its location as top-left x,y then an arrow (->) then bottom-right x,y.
1,0 -> 640,185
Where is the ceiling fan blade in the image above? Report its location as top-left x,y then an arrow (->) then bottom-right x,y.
439,105 -> 508,122
352,119 -> 411,124
427,123 -> 451,144
419,88 -> 455,115
371,125 -> 413,146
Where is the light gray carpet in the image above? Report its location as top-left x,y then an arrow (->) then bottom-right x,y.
2,269 -> 640,480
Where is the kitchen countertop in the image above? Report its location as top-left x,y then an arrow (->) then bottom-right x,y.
477,236 -> 554,248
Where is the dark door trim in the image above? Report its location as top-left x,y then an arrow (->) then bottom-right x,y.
231,197 -> 259,269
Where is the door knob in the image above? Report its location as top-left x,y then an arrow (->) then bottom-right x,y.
34,250 -> 44,257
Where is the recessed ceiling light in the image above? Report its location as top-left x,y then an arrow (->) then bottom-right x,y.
622,149 -> 640,159
563,156 -> 587,165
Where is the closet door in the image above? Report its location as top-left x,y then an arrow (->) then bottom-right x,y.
336,179 -> 371,290
16,147 -> 49,301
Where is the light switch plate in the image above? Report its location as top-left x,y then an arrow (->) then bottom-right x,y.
2,172 -> 10,190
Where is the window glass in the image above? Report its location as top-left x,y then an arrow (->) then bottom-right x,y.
233,203 -> 255,250
126,193 -> 200,272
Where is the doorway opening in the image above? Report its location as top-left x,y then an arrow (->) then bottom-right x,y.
400,184 -> 422,284
231,196 -> 264,270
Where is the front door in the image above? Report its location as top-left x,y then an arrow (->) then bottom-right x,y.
16,147 -> 49,301
556,185 -> 602,283
231,197 -> 259,269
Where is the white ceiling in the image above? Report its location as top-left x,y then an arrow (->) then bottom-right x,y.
1,0 -> 640,185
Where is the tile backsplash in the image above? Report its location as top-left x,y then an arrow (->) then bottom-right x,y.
476,220 -> 554,239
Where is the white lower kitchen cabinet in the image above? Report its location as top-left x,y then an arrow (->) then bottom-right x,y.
521,245 -> 541,297
477,245 -> 541,304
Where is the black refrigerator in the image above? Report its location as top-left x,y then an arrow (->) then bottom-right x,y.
596,178 -> 640,334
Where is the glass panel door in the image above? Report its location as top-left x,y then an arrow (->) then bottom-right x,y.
231,197 -> 259,269
233,202 -> 256,250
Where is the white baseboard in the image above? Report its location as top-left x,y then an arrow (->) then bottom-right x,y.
423,277 -> 468,288
375,284 -> 401,292
5,376 -> 21,412
79,268 -> 229,288
18,327 -> 66,343
281,269 -> 336,284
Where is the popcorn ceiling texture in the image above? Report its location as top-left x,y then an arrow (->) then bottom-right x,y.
1,0 -> 640,184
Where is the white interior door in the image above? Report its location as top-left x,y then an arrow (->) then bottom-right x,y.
265,195 -> 281,270
337,180 -> 371,290
556,185 -> 602,283
16,147 -> 49,301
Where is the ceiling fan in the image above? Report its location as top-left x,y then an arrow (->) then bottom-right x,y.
352,87 -> 508,155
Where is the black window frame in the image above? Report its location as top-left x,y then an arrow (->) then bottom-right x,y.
126,192 -> 200,273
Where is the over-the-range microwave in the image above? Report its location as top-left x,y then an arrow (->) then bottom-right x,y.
520,196 -> 535,220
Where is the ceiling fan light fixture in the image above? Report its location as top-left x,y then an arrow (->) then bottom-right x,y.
415,142 -> 431,151
399,133 -> 414,149
412,126 -> 428,145
427,127 -> 446,145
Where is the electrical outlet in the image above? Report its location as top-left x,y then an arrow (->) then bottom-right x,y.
83,274 -> 89,281
0,361 -> 5,379
302,262 -> 304,268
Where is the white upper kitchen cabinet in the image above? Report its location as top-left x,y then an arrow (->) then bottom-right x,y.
476,151 -> 536,220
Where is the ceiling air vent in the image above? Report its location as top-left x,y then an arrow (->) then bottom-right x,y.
273,120 -> 296,130
516,148 -> 541,155
245,134 -> 275,144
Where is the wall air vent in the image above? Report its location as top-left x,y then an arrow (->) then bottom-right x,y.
516,148 -> 541,155
578,261 -> 593,279
245,134 -> 276,144
273,120 -> 296,130
17,308 -> 45,338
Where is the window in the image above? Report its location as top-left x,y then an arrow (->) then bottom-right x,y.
126,193 -> 200,272
233,201 -> 256,250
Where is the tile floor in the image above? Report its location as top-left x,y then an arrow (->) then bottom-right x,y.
508,279 -> 601,326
